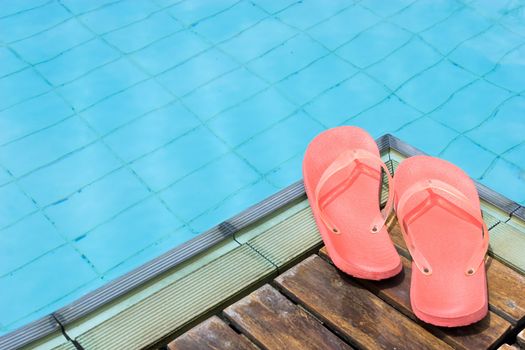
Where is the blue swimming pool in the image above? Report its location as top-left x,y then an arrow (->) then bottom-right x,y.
1,0 -> 525,335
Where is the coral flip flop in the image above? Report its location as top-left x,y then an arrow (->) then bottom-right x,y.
394,155 -> 489,327
303,126 -> 402,280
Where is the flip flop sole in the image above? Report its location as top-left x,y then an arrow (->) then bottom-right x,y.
303,126 -> 401,280
394,156 -> 488,327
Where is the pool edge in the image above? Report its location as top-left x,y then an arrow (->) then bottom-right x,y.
2,133 -> 524,350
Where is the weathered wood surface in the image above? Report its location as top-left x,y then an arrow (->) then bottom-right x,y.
387,218 -> 525,326
168,316 -> 256,350
223,284 -> 351,350
517,329 -> 525,348
497,344 -> 520,350
274,255 -> 451,350
319,247 -> 511,350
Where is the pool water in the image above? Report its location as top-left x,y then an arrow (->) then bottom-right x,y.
1,0 -> 525,335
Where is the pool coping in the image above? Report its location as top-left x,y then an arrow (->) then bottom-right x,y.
2,134 -> 524,350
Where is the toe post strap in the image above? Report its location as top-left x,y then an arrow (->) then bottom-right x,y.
313,149 -> 394,235
395,179 -> 489,276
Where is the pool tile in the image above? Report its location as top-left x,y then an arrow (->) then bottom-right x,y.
0,245 -> 97,327
237,111 -> 324,173
219,18 -> 296,62
275,55 -> 356,105
360,0 -> 414,17
183,68 -> 267,120
103,12 -> 183,53
396,60 -> 475,113
305,73 -> 389,126
440,136 -> 496,178
307,5 -> 381,50
0,183 -> 37,228
18,142 -> 121,206
449,25 -> 524,75
190,179 -> 276,232
265,153 -> 303,188
469,0 -> 517,20
105,103 -> 200,161
247,34 -> 328,83
0,92 -> 73,145
367,37 -> 441,90
482,158 -> 525,204
429,79 -> 511,132
0,116 -> 97,177
0,68 -> 50,109
79,1 -> 159,34
81,79 -> 173,134
193,1 -> 267,44
0,2 -> 70,43
251,0 -> 298,14
45,168 -> 150,240
336,22 -> 412,68
467,96 -> 525,154
420,8 -> 491,54
500,7 -> 525,37
102,226 -> 195,281
390,0 -> 462,32
36,39 -> 120,86
59,58 -> 148,111
485,45 -> 525,92
12,18 -> 94,65
76,197 -> 181,273
0,48 -> 26,77
161,153 -> 260,222
131,127 -> 229,191
169,0 -> 239,25
502,142 -> 525,166
60,0 -> 118,14
131,30 -> 209,75
394,117 -> 458,155
277,0 -> 350,30
0,0 -> 49,18
0,169 -> 10,186
0,213 -> 65,276
157,48 -> 238,97
209,88 -> 297,147
347,95 -> 421,137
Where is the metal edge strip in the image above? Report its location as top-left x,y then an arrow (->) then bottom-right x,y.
3,133 -> 521,349
513,206 -> 525,222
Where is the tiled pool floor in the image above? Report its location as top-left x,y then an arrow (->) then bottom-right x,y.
1,0 -> 525,335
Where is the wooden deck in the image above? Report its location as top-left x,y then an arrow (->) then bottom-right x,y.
169,219 -> 525,350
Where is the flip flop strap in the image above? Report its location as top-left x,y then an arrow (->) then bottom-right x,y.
313,149 -> 394,234
395,179 -> 489,276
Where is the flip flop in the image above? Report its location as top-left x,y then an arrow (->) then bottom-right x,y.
303,126 -> 402,280
394,155 -> 489,327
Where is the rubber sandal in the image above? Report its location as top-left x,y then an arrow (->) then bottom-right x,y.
303,126 -> 402,280
394,155 -> 489,327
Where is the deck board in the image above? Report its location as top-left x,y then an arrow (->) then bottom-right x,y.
224,285 -> 351,350
168,316 -> 256,350
388,218 -> 525,326
319,248 -> 511,349
274,255 -> 451,350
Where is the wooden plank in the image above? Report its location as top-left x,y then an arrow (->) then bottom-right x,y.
388,218 -> 525,326
223,285 -> 351,350
168,316 -> 256,350
517,329 -> 525,348
497,344 -> 520,350
274,255 -> 451,350
319,248 -> 511,350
